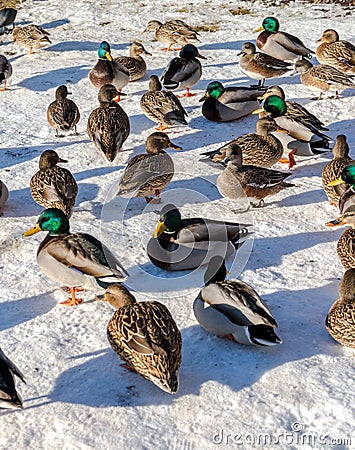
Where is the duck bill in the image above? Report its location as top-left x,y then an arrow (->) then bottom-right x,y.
252,107 -> 264,114
199,92 -> 209,102
197,52 -> 207,60
327,177 -> 344,187
144,50 -> 152,56
275,127 -> 289,134
253,26 -> 264,33
58,158 -> 68,163
168,142 -> 183,151
315,38 -> 322,43
105,52 -> 113,61
153,221 -> 167,238
257,93 -> 267,100
23,223 -> 42,237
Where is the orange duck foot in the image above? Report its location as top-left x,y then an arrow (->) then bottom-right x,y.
279,150 -> 296,169
60,287 -> 83,306
155,123 -> 168,132
182,88 -> 196,97
161,44 -> 173,52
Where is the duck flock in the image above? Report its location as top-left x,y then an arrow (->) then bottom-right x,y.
0,1 -> 354,419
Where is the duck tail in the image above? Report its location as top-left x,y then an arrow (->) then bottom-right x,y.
248,324 -> 282,346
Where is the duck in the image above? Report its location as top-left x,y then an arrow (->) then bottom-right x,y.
88,41 -> 130,96
30,150 -> 78,217
0,180 -> 8,209
23,208 -> 129,306
87,84 -> 130,162
161,44 -> 206,97
0,54 -> 12,91
140,75 -> 188,131
254,16 -> 313,62
114,42 -> 152,82
193,256 -> 282,346
294,59 -> 355,100
336,207 -> 355,269
102,283 -> 182,393
0,346 -> 26,409
47,85 -> 80,137
199,81 -> 266,122
326,269 -> 355,348
143,20 -> 199,52
12,24 -> 51,54
239,42 -> 294,88
216,144 -> 294,208
322,136 -> 354,207
316,29 -> 355,75
255,94 -> 331,168
147,204 -> 252,271
326,165 -> 355,226
200,117 -> 286,169
0,8 -> 17,35
117,132 -> 182,203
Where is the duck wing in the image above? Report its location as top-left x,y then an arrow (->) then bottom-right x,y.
272,31 -> 313,56
161,57 -> 199,87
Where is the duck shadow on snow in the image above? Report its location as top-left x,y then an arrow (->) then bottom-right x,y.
40,19 -> 70,29
46,41 -> 130,53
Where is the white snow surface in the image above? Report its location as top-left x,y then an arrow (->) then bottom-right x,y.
0,0 -> 354,449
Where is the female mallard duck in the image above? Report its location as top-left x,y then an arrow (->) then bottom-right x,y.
88,41 -> 130,96
87,84 -> 130,163
117,132 -> 181,203
114,42 -> 152,82
143,20 -> 199,52
193,256 -> 282,346
316,29 -> 355,75
336,207 -> 355,269
0,54 -> 12,91
140,75 -> 188,131
326,269 -> 355,348
23,208 -> 129,306
0,180 -> 8,209
199,81 -> 265,122
239,42 -> 294,88
254,16 -> 313,62
47,85 -> 80,137
12,24 -> 51,54
216,144 -> 294,208
326,165 -> 355,226
200,117 -> 286,169
0,8 -> 17,34
0,346 -> 26,409
102,283 -> 182,393
161,44 -> 206,97
30,150 -> 78,217
147,204 -> 252,271
294,59 -> 355,100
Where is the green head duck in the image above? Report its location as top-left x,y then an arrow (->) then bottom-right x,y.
261,95 -> 287,118
179,44 -> 206,60
199,81 -> 225,102
254,17 -> 280,33
23,208 -> 70,237
328,165 -> 355,188
98,41 -> 113,61
153,204 -> 182,237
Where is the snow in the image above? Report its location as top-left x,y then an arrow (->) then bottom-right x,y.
0,0 -> 354,449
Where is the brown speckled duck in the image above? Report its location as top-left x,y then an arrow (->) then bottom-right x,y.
316,29 -> 355,75
47,85 -> 80,137
143,19 -> 199,52
114,42 -> 152,81
12,24 -> 51,54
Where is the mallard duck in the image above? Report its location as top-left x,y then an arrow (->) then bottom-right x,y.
294,59 -> 355,100
316,29 -> 355,75
216,144 -> 294,208
200,117 -> 286,169
117,132 -> 181,203
47,85 -> 80,137
0,54 -> 12,91
326,165 -> 355,226
0,346 -> 26,409
23,208 -> 129,306
239,42 -> 294,88
336,207 -> 355,269
30,150 -> 78,217
193,256 -> 282,346
0,180 -> 8,209
140,75 -> 188,131
161,44 -> 206,97
143,20 -> 199,52
0,8 -> 17,34
87,84 -> 130,163
147,204 -> 252,271
254,16 -> 313,62
12,25 -> 51,54
102,283 -> 182,393
326,269 -> 355,348
199,81 -> 265,122
88,41 -> 129,96
114,42 -> 152,82
322,136 -> 354,207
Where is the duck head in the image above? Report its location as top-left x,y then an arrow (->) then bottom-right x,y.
316,29 -> 339,44
103,283 -> 136,309
204,256 -> 227,285
253,95 -> 287,118
39,150 -> 68,170
199,81 -> 225,101
257,85 -> 285,101
146,132 -> 182,154
328,164 -> 355,189
98,41 -> 113,61
23,208 -> 70,237
239,42 -> 256,56
254,17 -> 280,33
294,59 -> 313,74
153,204 -> 182,237
179,44 -> 206,60
55,85 -> 71,100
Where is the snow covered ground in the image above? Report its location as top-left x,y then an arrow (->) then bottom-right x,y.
0,0 -> 354,449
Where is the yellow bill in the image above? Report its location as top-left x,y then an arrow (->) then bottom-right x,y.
105,51 -> 113,61
253,26 -> 264,33
199,92 -> 210,102
275,127 -> 289,134
153,221 -> 167,238
252,107 -> 264,114
257,93 -> 267,100
23,223 -> 42,237
327,177 -> 344,187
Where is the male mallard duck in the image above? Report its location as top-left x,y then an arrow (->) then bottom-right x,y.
30,150 -> 78,217
0,180 -> 8,209
200,117 -> 286,169
316,29 -> 355,75
88,41 -> 129,96
117,132 -> 181,203
147,204 -> 252,271
143,20 -> 199,52
199,81 -> 265,122
193,256 -> 282,346
326,269 -> 355,348
12,25 -> 51,54
239,42 -> 294,88
102,283 -> 182,393
23,208 -> 129,305
294,59 -> 355,100
161,44 -> 206,97
114,42 -> 152,82
0,8 -> 17,34
47,85 -> 80,137
336,207 -> 355,269
216,144 -> 294,208
326,165 -> 355,226
0,347 -> 26,409
254,16 -> 313,62
140,75 -> 188,131
87,84 -> 130,163
0,54 -> 12,91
